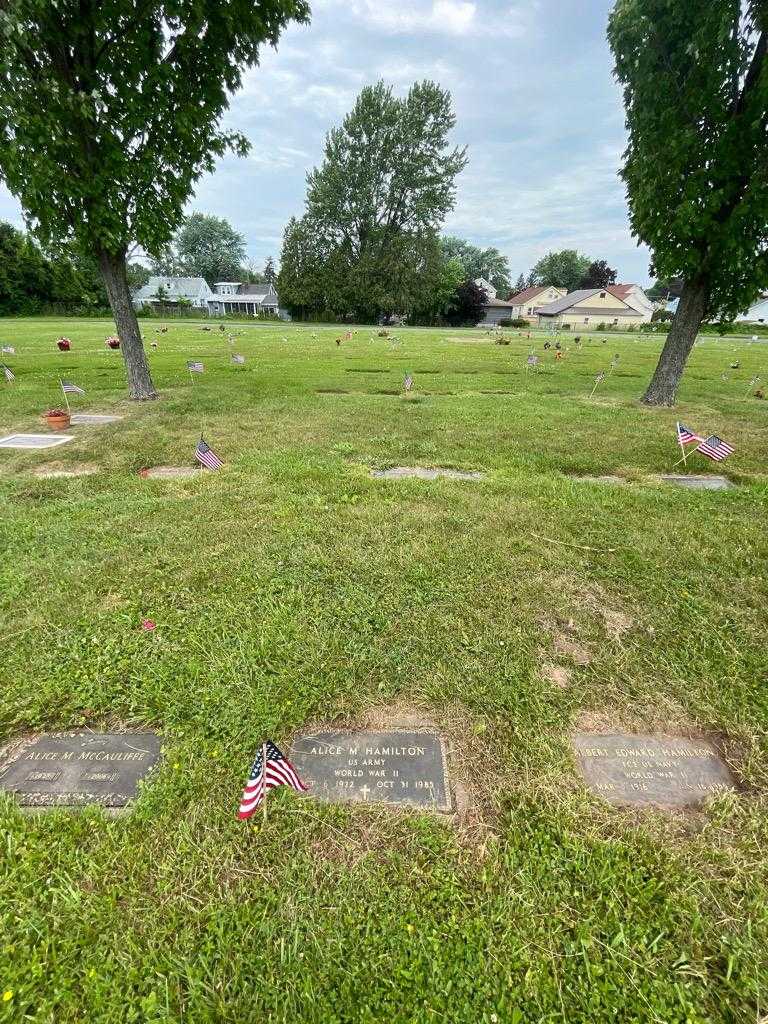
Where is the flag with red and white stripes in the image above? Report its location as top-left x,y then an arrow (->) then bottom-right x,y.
677,422 -> 703,446
237,740 -> 308,819
698,435 -> 734,462
195,438 -> 224,470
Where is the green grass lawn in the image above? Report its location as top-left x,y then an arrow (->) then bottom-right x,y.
1,318 -> 767,1023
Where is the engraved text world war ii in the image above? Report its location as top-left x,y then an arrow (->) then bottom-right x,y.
573,733 -> 735,807
290,730 -> 451,812
0,732 -> 162,808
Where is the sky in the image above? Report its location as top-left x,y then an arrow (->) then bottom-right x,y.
0,0 -> 653,286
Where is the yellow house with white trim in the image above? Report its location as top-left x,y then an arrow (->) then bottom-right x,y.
536,288 -> 646,329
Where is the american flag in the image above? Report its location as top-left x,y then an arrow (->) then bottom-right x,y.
195,438 -> 224,470
1,345 -> 15,354
677,422 -> 703,445
61,380 -> 85,394
237,740 -> 308,819
698,435 -> 734,462
594,371 -> 606,384
2,364 -> 14,382
404,373 -> 414,392
231,354 -> 245,365
187,360 -> 204,373
527,354 -> 538,366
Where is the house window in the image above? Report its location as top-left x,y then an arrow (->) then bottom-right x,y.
599,291 -> 606,298
613,318 -> 619,325
527,307 -> 532,314
584,317 -> 590,323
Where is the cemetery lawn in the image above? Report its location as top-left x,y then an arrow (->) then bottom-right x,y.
2,317 -> 768,1024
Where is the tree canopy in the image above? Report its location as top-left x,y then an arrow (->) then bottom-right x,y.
579,260 -> 617,290
530,250 -> 592,293
609,0 -> 768,404
152,213 -> 247,285
278,80 -> 467,322
0,0 -> 308,397
440,237 -> 511,295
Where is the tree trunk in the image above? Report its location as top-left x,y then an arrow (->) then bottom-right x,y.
641,276 -> 709,406
96,246 -> 158,400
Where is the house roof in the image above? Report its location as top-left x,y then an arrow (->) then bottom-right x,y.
238,283 -> 276,297
134,276 -> 210,300
536,289 -> 603,315
508,285 -> 553,305
607,284 -> 633,299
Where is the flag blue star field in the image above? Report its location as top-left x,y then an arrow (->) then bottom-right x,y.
61,380 -> 85,394
195,439 -> 224,470
527,354 -> 538,367
238,740 -> 308,819
187,360 -> 204,373
677,422 -> 703,446
2,364 -> 14,382
699,435 -> 734,462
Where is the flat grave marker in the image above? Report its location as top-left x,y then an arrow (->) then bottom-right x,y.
372,466 -> 484,481
141,466 -> 204,479
70,414 -> 123,425
660,475 -> 733,491
0,434 -> 74,450
290,730 -> 451,812
0,732 -> 162,809
573,732 -> 735,808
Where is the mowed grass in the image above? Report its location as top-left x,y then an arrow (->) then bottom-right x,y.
1,318 -> 767,1023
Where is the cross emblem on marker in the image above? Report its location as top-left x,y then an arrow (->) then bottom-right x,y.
359,785 -> 371,800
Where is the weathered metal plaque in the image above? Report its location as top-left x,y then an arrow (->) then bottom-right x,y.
660,475 -> 733,491
70,414 -> 123,425
0,434 -> 74,449
290,730 -> 451,812
573,733 -> 735,807
0,732 -> 161,809
140,466 -> 203,479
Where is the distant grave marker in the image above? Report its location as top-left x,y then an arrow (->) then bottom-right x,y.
290,730 -> 451,812
140,466 -> 203,479
372,466 -> 483,481
660,475 -> 733,491
573,733 -> 735,808
0,433 -> 74,449
70,414 -> 123,425
0,732 -> 162,809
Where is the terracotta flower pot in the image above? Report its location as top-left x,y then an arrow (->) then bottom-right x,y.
44,412 -> 71,431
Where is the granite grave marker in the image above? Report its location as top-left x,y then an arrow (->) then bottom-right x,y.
290,730 -> 451,811
573,733 -> 735,807
0,732 -> 162,809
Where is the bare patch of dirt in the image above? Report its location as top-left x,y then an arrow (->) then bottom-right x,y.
542,663 -> 572,689
552,633 -> 592,666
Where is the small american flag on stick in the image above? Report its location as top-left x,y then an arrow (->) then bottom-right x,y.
187,360 -> 204,373
677,422 -> 703,446
698,435 -> 734,462
238,740 -> 308,820
404,373 -> 414,392
231,354 -> 245,365
2,364 -> 15,382
1,345 -> 15,354
195,439 -> 224,470
61,380 -> 85,395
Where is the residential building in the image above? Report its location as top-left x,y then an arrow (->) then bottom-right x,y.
536,288 -> 647,329
207,282 -> 280,317
133,276 -> 213,309
607,283 -> 654,320
508,285 -> 567,322
736,296 -> 768,323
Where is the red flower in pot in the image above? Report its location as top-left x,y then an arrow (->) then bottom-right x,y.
105,336 -> 120,349
43,408 -> 71,430
56,337 -> 72,351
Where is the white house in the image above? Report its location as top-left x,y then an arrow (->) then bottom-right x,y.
607,284 -> 654,321
736,296 -> 768,323
133,276 -> 213,309
207,282 -> 280,317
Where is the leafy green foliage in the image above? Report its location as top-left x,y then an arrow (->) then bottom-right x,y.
580,259 -> 618,290
264,256 -> 277,285
440,236 -> 511,295
152,214 -> 247,285
278,81 -> 467,322
531,250 -> 592,292
445,278 -> 487,326
608,0 -> 768,320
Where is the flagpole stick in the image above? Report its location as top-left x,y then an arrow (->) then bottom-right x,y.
589,381 -> 599,398
59,379 -> 70,413
673,441 -> 704,468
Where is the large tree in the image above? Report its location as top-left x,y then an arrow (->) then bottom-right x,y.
153,213 -> 247,285
279,80 -> 467,322
440,236 -> 511,295
609,0 -> 768,406
579,259 -> 617,290
445,279 -> 487,327
530,250 -> 592,293
0,0 -> 307,398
